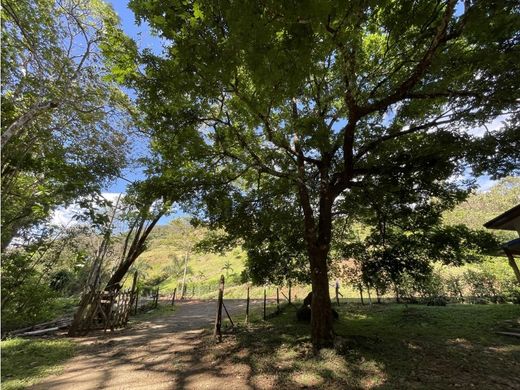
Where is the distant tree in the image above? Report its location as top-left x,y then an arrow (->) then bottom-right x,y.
221,260 -> 234,278
127,0 -> 520,350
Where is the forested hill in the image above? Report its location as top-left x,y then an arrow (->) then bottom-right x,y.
134,220 -> 246,293
443,177 -> 520,236
137,178 -> 519,293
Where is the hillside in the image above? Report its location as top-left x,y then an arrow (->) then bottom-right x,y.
133,220 -> 247,296
443,176 -> 520,240
135,177 -> 520,299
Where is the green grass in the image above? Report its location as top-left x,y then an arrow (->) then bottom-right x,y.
204,303 -> 520,389
1,338 -> 76,390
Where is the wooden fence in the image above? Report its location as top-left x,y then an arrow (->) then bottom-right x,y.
69,288 -> 136,335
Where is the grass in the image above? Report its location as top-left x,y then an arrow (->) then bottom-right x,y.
0,303 -> 175,389
1,338 -> 76,390
199,303 -> 520,389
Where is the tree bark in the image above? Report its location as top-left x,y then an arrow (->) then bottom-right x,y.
181,251 -> 189,299
1,101 -> 58,148
105,212 -> 163,291
308,245 -> 334,351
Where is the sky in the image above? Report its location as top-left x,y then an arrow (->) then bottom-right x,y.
56,0 -> 498,228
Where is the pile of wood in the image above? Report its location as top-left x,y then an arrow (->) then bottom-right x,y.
5,317 -> 72,338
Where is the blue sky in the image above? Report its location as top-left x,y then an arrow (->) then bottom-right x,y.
103,1 -> 158,195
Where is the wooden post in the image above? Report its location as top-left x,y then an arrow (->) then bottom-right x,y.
214,275 -> 225,341
505,249 -> 520,284
276,287 -> 280,313
222,301 -> 234,327
245,286 -> 250,324
288,281 -> 291,304
171,287 -> 177,306
154,288 -> 159,308
335,280 -> 340,306
263,288 -> 267,320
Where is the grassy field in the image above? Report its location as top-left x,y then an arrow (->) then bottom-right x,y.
200,303 -> 520,389
1,338 -> 76,390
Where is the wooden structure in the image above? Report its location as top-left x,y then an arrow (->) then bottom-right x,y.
69,288 -> 136,336
214,275 -> 225,341
484,204 -> 520,284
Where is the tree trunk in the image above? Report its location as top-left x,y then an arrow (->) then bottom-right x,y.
105,211 -> 163,291
1,101 -> 58,148
309,246 -> 334,351
181,251 -> 189,299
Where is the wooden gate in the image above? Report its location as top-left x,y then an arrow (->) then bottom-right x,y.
69,288 -> 136,335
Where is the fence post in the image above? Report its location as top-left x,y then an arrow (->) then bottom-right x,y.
276,287 -> 280,313
245,286 -> 250,324
171,287 -> 177,306
154,288 -> 159,308
288,281 -> 291,304
263,288 -> 267,320
214,275 -> 225,341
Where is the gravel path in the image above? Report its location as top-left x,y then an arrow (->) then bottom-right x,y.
30,299 -> 263,390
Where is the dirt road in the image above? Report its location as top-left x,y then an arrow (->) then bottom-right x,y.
31,300 -> 262,390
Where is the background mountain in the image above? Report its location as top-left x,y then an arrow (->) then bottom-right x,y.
134,177 -> 520,298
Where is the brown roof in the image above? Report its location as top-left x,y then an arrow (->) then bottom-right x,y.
483,204 -> 520,231
503,238 -> 520,256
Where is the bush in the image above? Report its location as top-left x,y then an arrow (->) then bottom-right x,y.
463,269 -> 501,303
1,252 -> 58,331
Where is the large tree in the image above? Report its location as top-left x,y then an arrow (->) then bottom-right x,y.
1,0 -> 132,249
127,0 -> 520,349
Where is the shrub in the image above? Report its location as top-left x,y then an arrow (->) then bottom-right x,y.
1,252 -> 58,331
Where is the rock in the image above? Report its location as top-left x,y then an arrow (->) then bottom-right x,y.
296,305 -> 312,322
295,302 -> 339,322
303,292 -> 313,306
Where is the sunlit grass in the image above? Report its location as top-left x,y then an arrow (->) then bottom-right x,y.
206,303 -> 520,389
1,338 -> 75,390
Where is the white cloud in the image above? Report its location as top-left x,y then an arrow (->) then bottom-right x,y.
50,192 -> 124,227
467,115 -> 508,137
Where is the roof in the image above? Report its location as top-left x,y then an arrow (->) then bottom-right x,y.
503,238 -> 520,256
483,204 -> 520,231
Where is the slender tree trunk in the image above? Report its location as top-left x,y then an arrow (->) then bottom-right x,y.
105,211 -> 163,290
376,287 -> 382,304
1,101 -> 58,148
181,251 -> 189,299
358,284 -> 365,305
